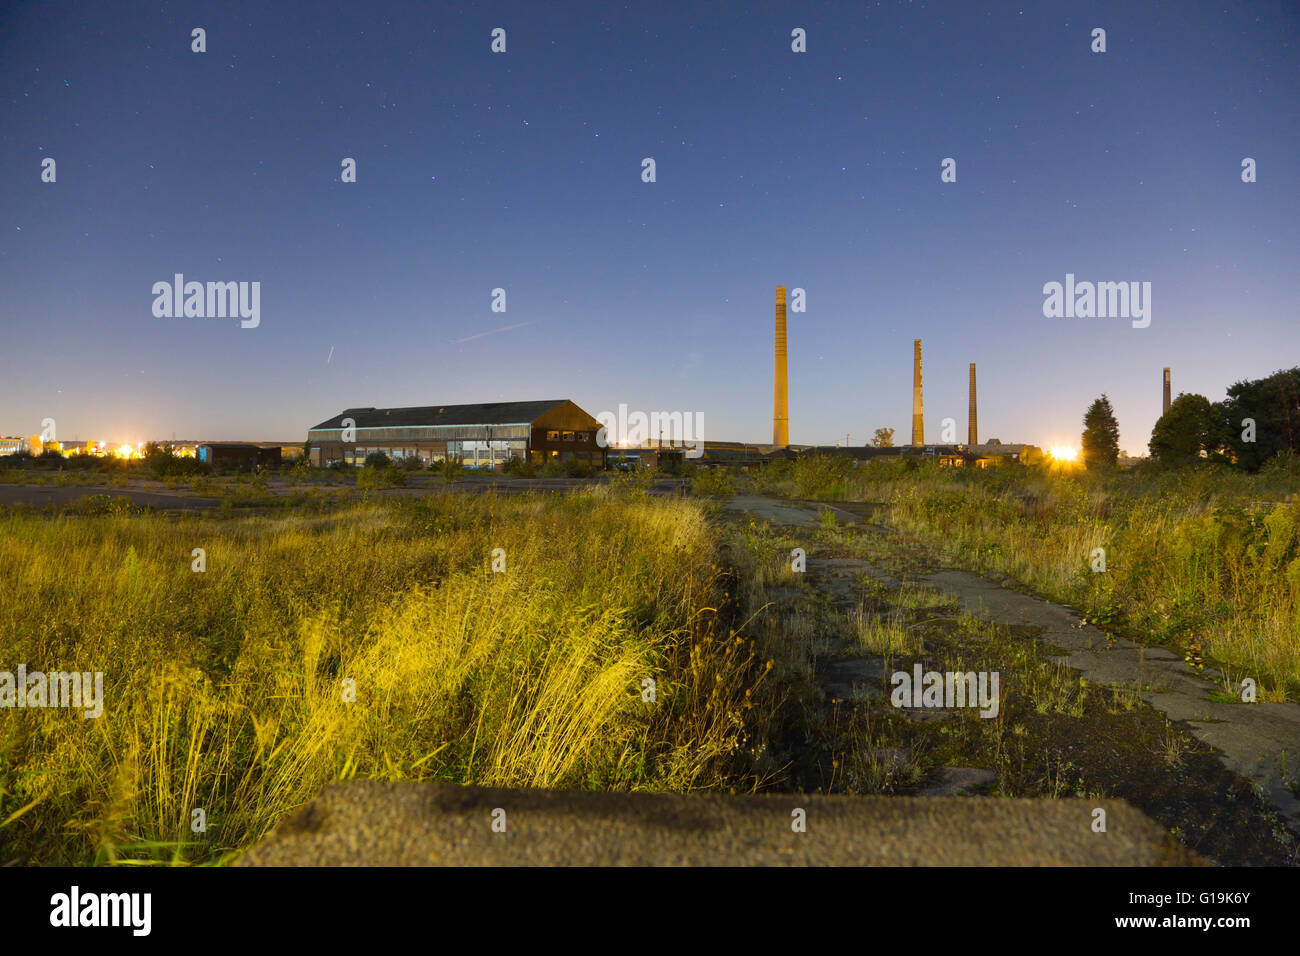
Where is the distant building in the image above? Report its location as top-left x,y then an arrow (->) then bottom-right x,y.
965,442 -> 1046,467
800,442 -> 1045,467
196,443 -> 282,469
306,400 -> 605,469
0,437 -> 27,456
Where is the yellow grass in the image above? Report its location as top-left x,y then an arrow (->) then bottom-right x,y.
0,489 -> 766,864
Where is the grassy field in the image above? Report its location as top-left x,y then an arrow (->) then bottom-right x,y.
0,487 -> 771,864
699,457 -> 1300,700
5,456 -> 1296,865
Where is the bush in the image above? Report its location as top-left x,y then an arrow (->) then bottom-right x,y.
365,452 -> 390,469
563,456 -> 594,478
691,467 -> 736,497
792,455 -> 853,499
357,465 -> 406,490
502,456 -> 536,478
439,456 -> 463,481
143,443 -> 209,479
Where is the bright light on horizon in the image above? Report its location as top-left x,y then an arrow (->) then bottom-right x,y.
1049,445 -> 1078,463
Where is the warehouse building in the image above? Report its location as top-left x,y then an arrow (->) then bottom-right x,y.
306,399 -> 605,469
196,443 -> 283,469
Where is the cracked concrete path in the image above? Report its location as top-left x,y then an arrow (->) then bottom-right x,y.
725,495 -> 1300,834
724,495 -> 863,527
924,568 -> 1300,832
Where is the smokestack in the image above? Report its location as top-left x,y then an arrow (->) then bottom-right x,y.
912,339 -> 924,445
968,363 -> 978,446
773,286 -> 789,448
1163,367 -> 1171,415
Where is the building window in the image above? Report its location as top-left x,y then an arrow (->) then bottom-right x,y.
562,431 -> 574,442
546,431 -> 559,441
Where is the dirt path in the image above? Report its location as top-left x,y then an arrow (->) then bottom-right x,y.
722,494 -> 1300,850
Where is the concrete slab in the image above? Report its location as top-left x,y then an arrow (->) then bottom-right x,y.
237,781 -> 1199,867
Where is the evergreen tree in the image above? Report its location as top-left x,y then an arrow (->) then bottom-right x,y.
1081,394 -> 1120,469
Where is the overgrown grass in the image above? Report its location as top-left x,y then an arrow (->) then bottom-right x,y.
0,488 -> 771,864
876,466 -> 1300,699
733,457 -> 1300,698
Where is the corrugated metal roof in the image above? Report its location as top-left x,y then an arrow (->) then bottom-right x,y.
309,400 -> 572,431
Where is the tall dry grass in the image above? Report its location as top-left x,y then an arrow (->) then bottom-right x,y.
0,488 -> 765,864
843,462 -> 1300,699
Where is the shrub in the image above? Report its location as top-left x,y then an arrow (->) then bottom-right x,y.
691,467 -> 736,497
792,455 -> 853,499
357,465 -> 406,490
563,456 -> 594,478
502,456 -> 536,478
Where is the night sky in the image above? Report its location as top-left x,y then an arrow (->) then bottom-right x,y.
2,1 -> 1296,453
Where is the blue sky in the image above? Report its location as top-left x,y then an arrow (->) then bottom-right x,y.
2,0 -> 1297,453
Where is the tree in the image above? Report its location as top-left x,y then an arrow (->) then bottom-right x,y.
1216,367 -> 1300,471
1081,394 -> 1120,469
872,427 -> 895,447
1149,393 -> 1222,466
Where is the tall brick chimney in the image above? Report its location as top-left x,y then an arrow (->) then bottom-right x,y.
773,287 -> 789,448
968,363 -> 978,446
1163,367 -> 1171,415
912,339 -> 924,445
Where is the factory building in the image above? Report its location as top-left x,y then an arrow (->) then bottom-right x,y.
196,443 -> 282,469
306,399 -> 605,469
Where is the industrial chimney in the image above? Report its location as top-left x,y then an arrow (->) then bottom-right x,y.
773,287 -> 789,448
1162,367 -> 1171,415
968,363 -> 978,446
912,339 -> 924,445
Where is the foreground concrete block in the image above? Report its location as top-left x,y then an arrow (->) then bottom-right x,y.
237,782 -> 1200,866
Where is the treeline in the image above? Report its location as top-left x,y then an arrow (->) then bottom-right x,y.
1084,367 -> 1300,471
5,443 -> 216,478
